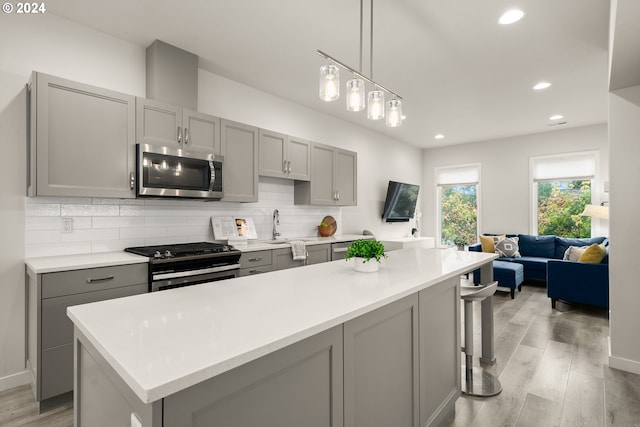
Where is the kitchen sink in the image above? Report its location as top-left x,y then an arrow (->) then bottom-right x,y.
259,238 -> 318,244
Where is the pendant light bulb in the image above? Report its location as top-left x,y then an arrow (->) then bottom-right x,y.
386,99 -> 402,127
346,78 -> 365,112
367,90 -> 385,120
319,64 -> 340,102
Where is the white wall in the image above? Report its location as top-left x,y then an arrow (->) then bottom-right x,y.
420,124 -> 609,240
197,71 -> 423,238
608,86 -> 640,374
0,13 -> 421,388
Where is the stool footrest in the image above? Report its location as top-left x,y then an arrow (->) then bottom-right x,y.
461,365 -> 502,397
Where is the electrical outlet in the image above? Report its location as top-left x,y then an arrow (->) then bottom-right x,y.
62,217 -> 73,233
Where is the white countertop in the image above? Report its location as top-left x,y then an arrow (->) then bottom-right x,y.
67,248 -> 496,404
233,234 -> 371,252
25,251 -> 149,274
24,235 -> 370,272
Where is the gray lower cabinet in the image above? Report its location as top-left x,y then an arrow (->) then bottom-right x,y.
239,250 -> 274,277
306,243 -> 331,265
419,276 -> 461,426
273,244 -> 331,270
343,294 -> 420,427
163,325 -> 343,427
74,276 -> 460,426
294,142 -> 357,206
272,247 -> 304,270
135,98 -> 221,154
28,72 -> 136,198
221,119 -> 259,202
26,263 -> 148,411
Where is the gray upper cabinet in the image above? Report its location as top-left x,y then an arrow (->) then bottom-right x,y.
183,109 -> 221,153
294,142 -> 357,206
221,119 -> 259,202
28,72 -> 136,198
334,147 -> 357,206
136,98 -> 221,154
258,129 -> 310,181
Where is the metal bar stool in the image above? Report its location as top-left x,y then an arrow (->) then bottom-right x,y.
460,281 -> 502,397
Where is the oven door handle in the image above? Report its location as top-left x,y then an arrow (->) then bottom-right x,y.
153,263 -> 241,280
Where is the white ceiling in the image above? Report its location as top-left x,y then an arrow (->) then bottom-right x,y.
47,0 -> 611,148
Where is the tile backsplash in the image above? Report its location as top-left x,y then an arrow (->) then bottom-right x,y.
25,177 -> 342,258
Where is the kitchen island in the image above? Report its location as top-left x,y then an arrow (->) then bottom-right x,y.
68,247 -> 497,427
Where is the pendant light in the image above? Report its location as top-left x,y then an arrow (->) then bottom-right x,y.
346,77 -> 365,111
386,99 -> 402,127
367,90 -> 385,120
317,0 -> 403,126
319,64 -> 339,102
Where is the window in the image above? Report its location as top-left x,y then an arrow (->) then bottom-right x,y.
530,152 -> 598,238
435,164 -> 480,247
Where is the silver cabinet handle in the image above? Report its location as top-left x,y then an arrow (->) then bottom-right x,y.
287,161 -> 292,173
177,126 -> 183,144
336,191 -> 340,201
283,159 -> 287,173
248,269 -> 265,274
130,172 -> 135,190
248,257 -> 262,262
87,275 -> 114,284
184,127 -> 189,145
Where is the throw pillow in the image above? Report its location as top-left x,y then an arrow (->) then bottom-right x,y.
578,243 -> 606,263
563,245 -> 588,261
495,236 -> 521,258
479,234 -> 505,253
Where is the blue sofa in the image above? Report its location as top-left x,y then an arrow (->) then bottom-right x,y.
469,234 -> 609,308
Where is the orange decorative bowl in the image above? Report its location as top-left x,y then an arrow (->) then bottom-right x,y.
318,225 -> 333,237
318,215 -> 337,236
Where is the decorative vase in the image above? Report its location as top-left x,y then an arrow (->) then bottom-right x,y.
354,257 -> 379,272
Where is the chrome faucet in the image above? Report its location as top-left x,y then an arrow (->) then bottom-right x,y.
272,209 -> 281,240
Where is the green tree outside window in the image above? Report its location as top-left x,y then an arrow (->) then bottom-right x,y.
537,180 -> 591,238
441,185 -> 478,246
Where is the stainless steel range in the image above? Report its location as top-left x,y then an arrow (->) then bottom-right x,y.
125,242 -> 241,292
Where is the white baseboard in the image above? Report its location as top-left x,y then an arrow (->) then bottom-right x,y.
0,370 -> 31,392
608,336 -> 640,375
609,355 -> 640,375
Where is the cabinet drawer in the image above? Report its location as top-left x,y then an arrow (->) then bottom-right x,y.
41,343 -> 73,400
42,283 -> 147,349
42,264 -> 148,299
239,251 -> 272,268
239,265 -> 274,277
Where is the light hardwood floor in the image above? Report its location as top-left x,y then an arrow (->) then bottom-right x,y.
450,280 -> 640,427
1,282 -> 639,426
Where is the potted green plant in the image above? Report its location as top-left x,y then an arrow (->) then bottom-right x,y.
345,239 -> 387,272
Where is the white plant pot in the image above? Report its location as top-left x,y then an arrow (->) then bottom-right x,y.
354,257 -> 379,272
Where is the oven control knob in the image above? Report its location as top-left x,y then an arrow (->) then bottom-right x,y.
164,250 -> 173,258
154,251 -> 162,259
222,245 -> 230,251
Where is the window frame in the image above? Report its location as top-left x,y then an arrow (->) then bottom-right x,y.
529,151 -> 601,236
435,163 -> 482,247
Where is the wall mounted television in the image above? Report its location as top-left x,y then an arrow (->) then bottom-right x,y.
381,180 -> 420,222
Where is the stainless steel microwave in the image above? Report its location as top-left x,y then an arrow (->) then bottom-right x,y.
137,144 -> 223,200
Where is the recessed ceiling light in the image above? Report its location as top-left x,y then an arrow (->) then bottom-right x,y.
434,134 -> 445,140
499,9 -> 525,25
549,114 -> 564,120
533,82 -> 551,90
